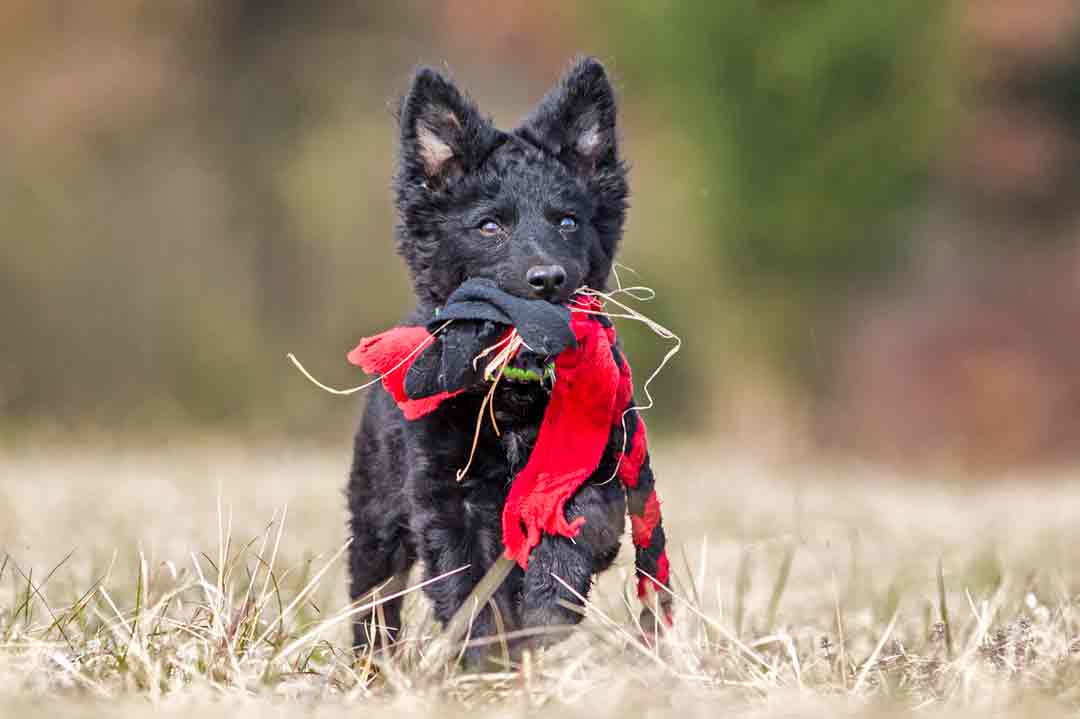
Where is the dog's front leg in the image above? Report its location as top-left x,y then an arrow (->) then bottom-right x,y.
519,479 -> 626,644
410,470 -> 522,666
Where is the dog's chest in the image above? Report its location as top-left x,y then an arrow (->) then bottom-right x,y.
493,382 -> 547,472
490,379 -> 548,423
498,424 -> 541,476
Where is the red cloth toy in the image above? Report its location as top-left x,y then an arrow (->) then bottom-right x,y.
348,297 -> 669,609
346,326 -> 461,420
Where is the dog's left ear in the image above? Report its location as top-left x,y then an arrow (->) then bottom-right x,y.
518,57 -> 621,179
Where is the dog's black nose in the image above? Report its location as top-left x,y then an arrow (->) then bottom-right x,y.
526,265 -> 566,298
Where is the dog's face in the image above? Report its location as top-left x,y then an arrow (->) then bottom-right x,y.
393,58 -> 629,307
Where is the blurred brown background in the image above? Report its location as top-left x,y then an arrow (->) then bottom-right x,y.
2,1 -> 1079,465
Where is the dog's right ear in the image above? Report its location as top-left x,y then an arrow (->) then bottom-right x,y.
398,68 -> 497,187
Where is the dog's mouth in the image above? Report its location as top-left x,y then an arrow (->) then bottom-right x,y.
501,350 -> 555,388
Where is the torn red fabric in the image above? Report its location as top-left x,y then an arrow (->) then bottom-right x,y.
630,490 -> 662,548
348,297 -> 663,581
500,306 -> 623,567
346,326 -> 461,420
617,417 -> 648,487
636,551 -> 670,599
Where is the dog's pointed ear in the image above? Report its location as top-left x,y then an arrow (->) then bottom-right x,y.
518,57 -> 620,179
399,67 -> 496,186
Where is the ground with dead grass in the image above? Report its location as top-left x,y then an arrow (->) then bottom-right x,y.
2,440 -> 1080,718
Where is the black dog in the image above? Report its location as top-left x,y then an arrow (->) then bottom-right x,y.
347,58 -> 667,662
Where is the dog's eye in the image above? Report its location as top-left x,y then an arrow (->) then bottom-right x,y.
478,220 -> 501,236
558,216 -> 578,231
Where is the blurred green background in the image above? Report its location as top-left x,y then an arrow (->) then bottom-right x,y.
4,1 -> 1080,463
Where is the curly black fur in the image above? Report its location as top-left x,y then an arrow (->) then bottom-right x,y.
347,58 -> 649,664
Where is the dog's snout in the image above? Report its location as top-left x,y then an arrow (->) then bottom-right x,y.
526,265 -> 566,298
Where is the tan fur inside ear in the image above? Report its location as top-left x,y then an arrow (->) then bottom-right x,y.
576,123 -> 602,158
417,125 -> 454,176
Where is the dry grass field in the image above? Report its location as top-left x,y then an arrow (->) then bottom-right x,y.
2,439 -> 1080,718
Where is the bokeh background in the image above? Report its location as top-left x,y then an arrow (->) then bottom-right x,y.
4,1 -> 1080,465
